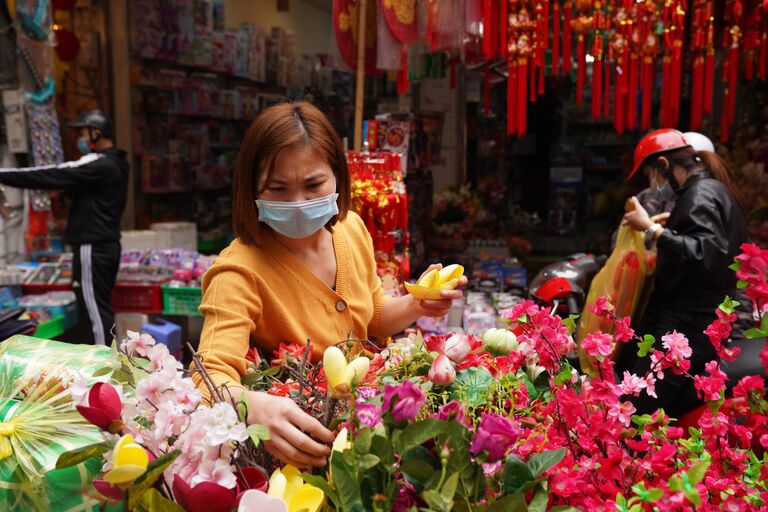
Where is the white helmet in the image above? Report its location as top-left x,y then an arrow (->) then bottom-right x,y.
683,132 -> 715,153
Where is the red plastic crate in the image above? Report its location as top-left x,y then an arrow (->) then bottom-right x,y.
21,283 -> 73,295
111,283 -> 163,313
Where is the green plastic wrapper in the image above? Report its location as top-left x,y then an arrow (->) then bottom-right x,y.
0,335 -> 115,385
0,337 -> 122,511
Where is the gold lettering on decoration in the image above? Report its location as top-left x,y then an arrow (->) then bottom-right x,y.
384,0 -> 416,25
339,2 -> 376,46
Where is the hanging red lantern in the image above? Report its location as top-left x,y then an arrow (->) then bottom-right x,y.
53,26 -> 80,62
333,0 -> 378,74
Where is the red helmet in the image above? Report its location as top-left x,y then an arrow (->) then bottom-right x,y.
629,129 -> 690,179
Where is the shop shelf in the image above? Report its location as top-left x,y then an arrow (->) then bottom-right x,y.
112,283 -> 164,314
162,284 -> 202,316
34,315 -> 65,339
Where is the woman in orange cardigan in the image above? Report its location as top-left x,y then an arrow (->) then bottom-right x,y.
194,101 -> 464,469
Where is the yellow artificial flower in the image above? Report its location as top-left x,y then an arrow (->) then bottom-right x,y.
404,264 -> 464,300
103,434 -> 149,485
323,346 -> 370,398
268,465 -> 324,512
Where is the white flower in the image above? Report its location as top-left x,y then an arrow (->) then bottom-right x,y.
123,331 -> 156,357
190,458 -> 237,489
154,401 -> 190,439
205,403 -> 248,446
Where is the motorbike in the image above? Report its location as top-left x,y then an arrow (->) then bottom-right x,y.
529,253 -> 606,317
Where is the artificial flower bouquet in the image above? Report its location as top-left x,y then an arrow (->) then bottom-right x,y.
54,333 -> 325,512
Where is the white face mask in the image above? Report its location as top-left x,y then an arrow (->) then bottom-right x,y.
255,193 -> 339,239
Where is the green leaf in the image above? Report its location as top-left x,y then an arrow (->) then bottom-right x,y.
684,486 -> 702,507
300,473 -> 341,509
55,439 -> 116,469
91,366 -> 113,377
452,367 -> 495,407
247,424 -> 271,447
637,335 -> 655,357
630,414 -> 654,427
489,494 -> 527,512
503,456 -> 535,495
728,262 -> 740,272
441,472 -> 459,499
527,448 -> 566,478
528,485 -> 549,512
668,476 -> 683,492
718,296 -> 740,315
395,419 -> 448,455
132,488 -> 184,512
645,489 -> 664,502
736,279 -> 748,289
400,458 -> 436,483
358,453 -> 380,471
549,508 -> 579,512
563,315 -> 580,336
331,451 -> 364,509
355,427 -> 372,455
687,460 -> 710,485
744,328 -> 766,340
128,450 -> 181,508
553,366 -> 574,387
422,489 -> 453,512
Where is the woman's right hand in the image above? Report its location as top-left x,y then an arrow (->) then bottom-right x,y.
245,390 -> 334,468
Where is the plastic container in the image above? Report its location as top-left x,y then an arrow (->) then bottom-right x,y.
34,315 -> 65,339
0,285 -> 22,307
121,230 -> 159,251
141,319 -> 182,356
25,300 -> 79,330
112,283 -> 163,313
162,284 -> 202,316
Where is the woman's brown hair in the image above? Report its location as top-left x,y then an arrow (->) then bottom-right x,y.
232,101 -> 351,245
695,150 -> 746,214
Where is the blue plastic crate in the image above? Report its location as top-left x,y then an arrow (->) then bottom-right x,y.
26,301 -> 79,330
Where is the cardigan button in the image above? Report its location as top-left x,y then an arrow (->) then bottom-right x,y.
336,300 -> 347,312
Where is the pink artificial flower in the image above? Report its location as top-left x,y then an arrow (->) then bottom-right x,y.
470,413 -> 520,461
607,400 -> 636,426
75,383 -> 123,433
123,331 -> 157,357
581,332 -> 614,357
383,381 -> 427,423
619,371 -> 647,396
153,402 -> 189,439
644,374 -> 658,398
614,316 -> 635,343
662,331 -> 692,361
355,403 -> 383,429
443,333 -> 480,363
434,401 -> 468,426
428,354 -> 456,386
732,375 -> 765,400
191,459 -> 237,489
501,299 -> 540,322
666,426 -> 684,440
698,409 -> 729,437
760,434 -> 768,450
734,243 -> 768,283
587,295 -> 614,316
693,360 -> 728,401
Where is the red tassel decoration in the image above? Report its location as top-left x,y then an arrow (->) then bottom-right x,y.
627,55 -> 638,130
727,45 -> 738,128
519,58 -> 528,136
704,48 -> 714,113
397,46 -> 409,95
501,0 -> 508,59
490,0 -> 499,59
484,63 -> 491,116
614,60 -> 625,134
745,52 -> 754,80
552,2 -> 560,75
690,56 -> 704,131
563,3 -> 573,75
592,39 -> 602,119
641,57 -> 653,130
530,58 -> 537,102
483,0 -> 493,60
576,35 -> 585,105
508,61 -> 518,134
760,34 -> 767,80
604,58 -> 611,119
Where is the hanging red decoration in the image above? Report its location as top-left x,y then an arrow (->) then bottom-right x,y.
379,0 -> 417,44
333,0 -> 379,73
507,0 -> 535,136
552,2 -> 561,75
53,26 -> 80,62
563,1 -> 573,75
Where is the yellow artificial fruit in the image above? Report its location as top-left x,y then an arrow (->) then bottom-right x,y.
404,264 -> 464,300
323,346 -> 370,398
103,434 -> 149,484
268,465 -> 324,512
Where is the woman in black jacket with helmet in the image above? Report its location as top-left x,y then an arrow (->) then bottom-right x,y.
619,128 -> 749,419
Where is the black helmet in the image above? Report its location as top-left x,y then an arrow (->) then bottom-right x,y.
67,110 -> 113,139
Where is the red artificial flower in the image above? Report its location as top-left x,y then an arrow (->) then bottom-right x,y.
456,352 -> 494,372
582,332 -> 614,357
268,380 -> 299,397
732,375 -> 765,400
693,360 -> 728,401
172,478 -> 237,512
614,316 -> 635,343
271,342 -> 308,367
245,347 -> 261,365
76,383 -> 123,433
428,354 -> 456,386
587,295 -> 614,316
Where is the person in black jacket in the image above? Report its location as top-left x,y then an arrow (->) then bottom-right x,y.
618,129 -> 749,418
0,111 -> 129,345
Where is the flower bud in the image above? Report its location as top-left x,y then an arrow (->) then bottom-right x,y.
482,328 -> 518,356
428,354 -> 456,386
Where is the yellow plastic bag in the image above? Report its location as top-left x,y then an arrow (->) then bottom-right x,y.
578,217 -> 657,375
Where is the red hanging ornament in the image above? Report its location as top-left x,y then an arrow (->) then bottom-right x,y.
484,63 -> 492,116
519,57 -> 528,135
563,1 -> 573,75
552,2 -> 561,75
397,46 -> 409,94
591,36 -> 603,119
508,59 -> 519,134
483,0 -> 493,59
576,34 -> 586,105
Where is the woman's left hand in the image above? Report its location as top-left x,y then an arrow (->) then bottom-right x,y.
623,197 -> 653,231
412,264 -> 468,318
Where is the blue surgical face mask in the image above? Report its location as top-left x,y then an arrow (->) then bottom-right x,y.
650,169 -> 676,202
77,137 -> 92,155
255,193 -> 339,239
